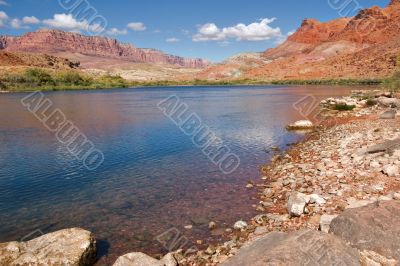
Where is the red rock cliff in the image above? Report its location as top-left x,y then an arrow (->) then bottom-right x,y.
0,30 -> 209,68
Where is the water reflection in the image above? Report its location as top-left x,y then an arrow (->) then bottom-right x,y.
0,85 -> 357,264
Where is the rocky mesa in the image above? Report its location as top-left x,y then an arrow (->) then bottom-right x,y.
0,29 -> 209,69
198,0 -> 400,80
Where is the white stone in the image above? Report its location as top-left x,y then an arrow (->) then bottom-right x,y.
286,120 -> 314,130
233,220 -> 248,230
287,192 -> 310,217
113,252 -> 164,266
319,214 -> 338,233
309,194 -> 326,205
393,193 -> 400,200
370,161 -> 381,169
382,165 -> 399,177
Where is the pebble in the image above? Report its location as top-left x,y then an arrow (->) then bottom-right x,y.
208,221 -> 217,230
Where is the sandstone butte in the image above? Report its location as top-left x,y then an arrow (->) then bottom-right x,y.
0,29 -> 209,69
197,0 -> 400,81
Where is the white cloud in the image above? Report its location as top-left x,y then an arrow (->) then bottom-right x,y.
0,10 -> 8,27
193,23 -> 225,41
43,13 -> 102,33
0,11 -> 7,19
23,16 -> 40,24
193,18 -> 282,42
127,22 -> 146,31
106,27 -> 128,36
166,37 -> 180,43
10,18 -> 29,29
0,1 -> 9,6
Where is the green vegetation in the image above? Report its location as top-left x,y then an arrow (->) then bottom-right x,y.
382,54 -> 400,94
0,68 -> 129,92
366,99 -> 378,106
0,67 -> 384,93
131,78 -> 382,88
334,104 -> 356,111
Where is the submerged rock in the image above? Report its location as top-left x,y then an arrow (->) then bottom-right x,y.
0,228 -> 96,266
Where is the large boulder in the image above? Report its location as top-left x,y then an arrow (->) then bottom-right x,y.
330,200 -> 400,262
221,229 -> 360,266
286,120 -> 314,130
0,228 -> 96,266
113,252 -> 177,266
377,97 -> 400,108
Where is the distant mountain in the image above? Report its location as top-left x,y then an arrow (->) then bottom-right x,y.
0,29 -> 209,69
197,0 -> 400,80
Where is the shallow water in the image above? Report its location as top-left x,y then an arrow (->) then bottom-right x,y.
0,85 -> 356,264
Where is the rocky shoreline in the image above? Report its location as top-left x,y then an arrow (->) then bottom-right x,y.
1,89 -> 400,265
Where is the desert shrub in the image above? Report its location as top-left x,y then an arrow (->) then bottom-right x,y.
0,80 -> 6,90
56,71 -> 91,86
383,54 -> 400,94
366,99 -> 377,106
334,104 -> 356,111
24,68 -> 54,85
97,74 -> 128,88
383,71 -> 400,94
3,74 -> 27,83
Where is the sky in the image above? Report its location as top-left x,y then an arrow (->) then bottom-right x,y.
0,0 -> 390,62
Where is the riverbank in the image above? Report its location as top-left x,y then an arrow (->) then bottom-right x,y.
178,89 -> 400,265
0,67 -> 383,92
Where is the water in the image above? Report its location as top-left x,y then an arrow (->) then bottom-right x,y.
0,85 -> 355,264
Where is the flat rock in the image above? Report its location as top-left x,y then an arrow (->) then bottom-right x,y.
346,197 -> 375,209
379,109 -> 397,119
113,252 -> 162,266
221,229 -> 360,266
363,138 -> 400,155
377,97 -> 400,108
0,228 -> 96,266
330,200 -> 400,262
113,252 -> 177,266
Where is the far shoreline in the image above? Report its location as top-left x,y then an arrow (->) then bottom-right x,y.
0,78 -> 383,93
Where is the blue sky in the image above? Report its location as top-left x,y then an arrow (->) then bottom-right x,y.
0,0 -> 390,62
